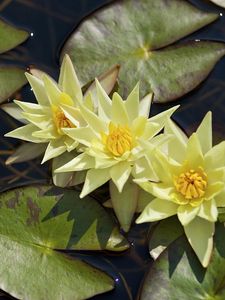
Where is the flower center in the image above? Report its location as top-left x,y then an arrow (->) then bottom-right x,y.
103,122 -> 133,157
52,93 -> 75,135
174,168 -> 207,200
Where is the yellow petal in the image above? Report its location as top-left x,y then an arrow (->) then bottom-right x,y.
80,104 -> 107,133
43,74 -> 61,105
111,92 -> 129,125
5,124 -> 46,143
185,133 -> 204,168
215,189 -> 225,207
25,72 -> 49,106
63,127 -> 95,147
139,93 -> 153,118
136,198 -> 178,223
61,105 -> 86,127
58,54 -> 82,103
196,111 -> 212,155
110,162 -> 132,192
110,178 -> 138,232
80,168 -> 111,198
42,140 -> 66,163
131,116 -> 148,137
204,182 -> 224,200
184,217 -> 214,267
198,199 -> 218,222
141,121 -> 161,140
136,181 -> 174,201
22,112 -> 51,129
165,118 -> 187,163
177,204 -> 200,226
125,82 -> 139,122
95,78 -> 112,121
56,152 -> 95,172
148,105 -> 179,129
64,136 -> 79,152
32,126 -> 57,139
14,100 -> 46,114
205,141 -> 225,169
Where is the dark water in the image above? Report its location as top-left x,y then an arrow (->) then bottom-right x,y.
0,0 -> 224,299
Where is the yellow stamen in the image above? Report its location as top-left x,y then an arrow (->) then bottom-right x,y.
174,167 -> 207,205
52,93 -> 75,135
103,122 -> 133,157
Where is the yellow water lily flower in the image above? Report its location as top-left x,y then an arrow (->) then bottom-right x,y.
56,81 -> 179,230
5,55 -> 84,164
135,112 -> 225,267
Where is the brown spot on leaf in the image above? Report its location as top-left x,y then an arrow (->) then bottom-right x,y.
6,191 -> 20,209
26,198 -> 41,226
6,198 -> 19,209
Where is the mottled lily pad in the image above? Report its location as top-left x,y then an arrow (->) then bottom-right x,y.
0,185 -> 130,299
0,67 -> 27,103
61,0 -> 224,102
139,222 -> 225,300
0,19 -> 28,103
0,18 -> 29,54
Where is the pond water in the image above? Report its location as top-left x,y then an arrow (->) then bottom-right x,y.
0,0 -> 224,299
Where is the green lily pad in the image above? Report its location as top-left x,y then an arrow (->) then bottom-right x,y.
0,185 -> 119,299
148,216 -> 184,260
139,222 -> 225,300
0,18 -> 29,54
0,185 -> 129,251
0,67 -> 27,103
61,0 -> 223,102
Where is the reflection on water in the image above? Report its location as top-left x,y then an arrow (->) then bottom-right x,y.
0,0 -> 224,299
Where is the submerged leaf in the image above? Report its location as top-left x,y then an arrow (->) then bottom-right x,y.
62,0 -> 223,102
0,18 -> 29,54
139,223 -> 225,300
0,68 -> 27,103
6,143 -> 46,165
0,185 -> 119,299
209,0 -> 225,8
1,102 -> 27,123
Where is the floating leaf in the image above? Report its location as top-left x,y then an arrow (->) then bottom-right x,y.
0,67 -> 27,103
0,18 -> 29,54
1,185 -> 129,251
209,0 -> 225,8
0,185 -> 118,299
148,216 -> 184,260
139,223 -> 225,300
62,0 -> 223,102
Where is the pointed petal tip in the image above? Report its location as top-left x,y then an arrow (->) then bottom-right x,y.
121,223 -> 131,233
135,215 -> 144,224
